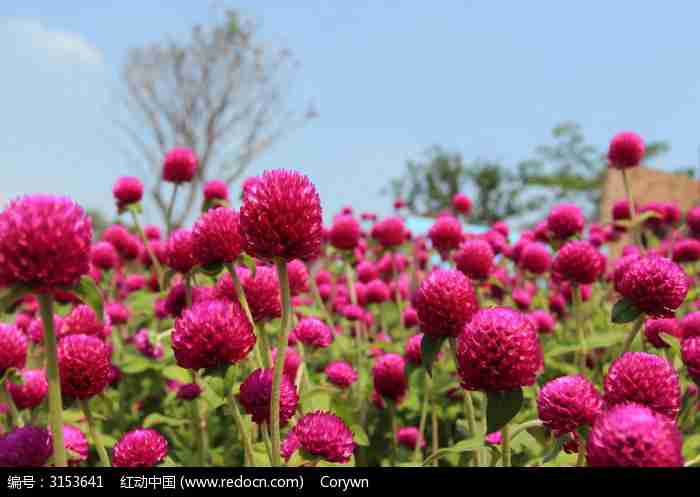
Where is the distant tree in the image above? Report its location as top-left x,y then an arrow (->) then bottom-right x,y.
115,8 -> 316,229
388,122 -> 671,225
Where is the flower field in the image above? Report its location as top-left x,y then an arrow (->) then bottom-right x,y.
1,132 -> 700,468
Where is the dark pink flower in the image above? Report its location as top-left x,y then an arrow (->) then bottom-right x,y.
372,353 -> 407,402
644,318 -> 682,349
7,369 -> 48,410
0,324 -> 27,375
176,383 -> 202,401
452,193 -> 471,215
325,361 -> 358,389
192,208 -> 241,266
546,203 -> 585,240
271,347 -> 301,379
537,375 -> 603,436
163,148 -> 198,183
62,425 -> 88,466
239,368 -> 299,426
91,241 -> 119,271
0,195 -> 92,290
293,318 -> 333,349
372,216 -> 407,248
112,429 -> 168,467
428,215 -> 463,256
682,336 -> 700,383
203,180 -> 229,202
216,266 -> 281,323
59,304 -> 109,341
608,131 -> 645,169
329,215 -> 361,251
672,239 -> 700,263
0,426 -> 52,467
58,334 -> 111,399
112,176 -> 144,209
287,260 -> 309,297
165,229 -> 197,274
282,411 -> 355,463
454,239 -> 494,281
396,426 -> 426,450
519,242 -> 551,275
413,269 -> 478,338
552,240 -> 603,285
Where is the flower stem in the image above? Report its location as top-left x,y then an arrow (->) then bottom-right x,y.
622,315 -> 646,353
228,393 -> 254,466
38,293 -> 67,467
576,437 -> 586,467
621,169 -> 643,250
509,419 -> 543,441
130,210 -> 164,289
388,401 -> 398,467
166,183 -> 180,237
261,422 -> 274,465
431,401 -> 439,467
79,399 -> 110,467
413,372 -> 430,463
447,337 -> 482,466
572,285 -> 588,373
502,423 -> 511,467
191,371 -> 208,466
1,381 -> 22,429
270,258 -> 292,467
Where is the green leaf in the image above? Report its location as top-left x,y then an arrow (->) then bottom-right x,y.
486,388 -> 524,434
542,434 -> 569,463
611,298 -> 642,324
421,334 -> 445,376
199,262 -> 224,277
0,285 -> 31,313
350,424 -> 370,446
162,366 -> 192,384
224,364 -> 238,394
422,437 -> 484,466
120,356 -> 153,374
143,413 -> 188,428
240,254 -> 257,278
73,275 -> 104,320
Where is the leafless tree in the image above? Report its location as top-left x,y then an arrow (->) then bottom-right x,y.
115,8 -> 316,229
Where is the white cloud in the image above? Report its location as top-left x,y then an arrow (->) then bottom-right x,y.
2,18 -> 104,66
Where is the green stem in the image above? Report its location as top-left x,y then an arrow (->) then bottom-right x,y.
431,401 -> 439,467
576,437 -> 586,467
622,315 -> 645,353
502,424 -> 511,467
1,381 -> 22,429
130,210 -> 164,290
228,394 -> 254,466
685,453 -> 700,467
413,373 -> 430,463
572,285 -> 588,373
388,401 -> 398,467
80,399 -> 110,467
38,293 -> 67,467
509,419 -> 543,441
447,337 -> 482,466
270,258 -> 292,467
621,169 -> 644,250
166,183 -> 179,237
191,371 -> 208,466
261,422 -> 274,465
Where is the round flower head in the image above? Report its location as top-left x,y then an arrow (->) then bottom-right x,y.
413,269 -> 478,338
58,334 -> 111,399
217,266 -> 281,323
529,310 -> 555,334
282,411 -> 356,463
687,206 -> 700,236
428,215 -> 462,256
546,203 -> 585,240
271,347 -> 301,379
59,304 -> 109,340
372,353 -> 407,402
403,306 -> 419,328
457,308 -> 543,392
404,334 -> 424,365
537,375 -> 603,436
644,318 -> 682,349
365,279 -> 391,304
604,352 -> 681,419
163,147 -> 197,183
615,255 -> 689,318
238,368 -> 299,426
519,242 -> 551,275
112,429 -> 168,467
372,216 -> 407,248
682,336 -> 700,383
192,207 -> 241,266
287,260 -> 309,296
356,260 -> 378,283
0,324 -> 27,375
552,240 -> 603,285
672,239 -> 700,263
240,170 -> 323,262
612,199 -> 632,224
176,383 -> 202,401
102,224 -> 139,260
324,361 -> 358,389
7,369 -> 48,410
0,195 -> 92,290
144,225 -> 161,241
165,229 -> 197,274
397,426 -> 425,450
608,131 -> 645,169
586,403 -> 682,467
452,193 -> 472,215
454,239 -> 494,281
329,214 -> 361,251
0,426 -> 52,467
681,311 -> 700,339
62,425 -> 88,466
106,302 -> 131,326
172,299 -> 256,370
112,176 -> 144,210
292,317 -> 332,349
203,179 -> 229,202
91,241 -> 119,271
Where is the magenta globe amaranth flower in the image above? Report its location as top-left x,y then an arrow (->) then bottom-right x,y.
457,308 -> 543,392
372,353 -> 407,402
0,195 -> 92,290
292,317 -> 332,349
62,425 -> 88,466
454,239 -> 494,281
644,318 -> 682,349
192,207 -> 241,266
413,269 -> 478,338
372,216 -> 406,248
165,229 -> 197,274
452,193 -> 471,215
519,242 -> 551,275
58,334 -> 111,400
586,403 -> 682,467
163,147 -> 197,183
90,241 -> 119,271
0,324 -> 27,375
329,214 -> 361,251
546,203 -> 585,240
428,215 -> 462,256
552,240 -> 602,285
672,239 -> 700,263
608,131 -> 645,169
112,176 -> 144,210
176,383 -> 202,401
282,411 -> 356,463
203,179 -> 229,202
270,347 -> 301,379
286,260 -> 309,296
604,352 -> 681,419
614,255 -> 689,318
324,361 -> 358,389
7,369 -> 48,410
396,426 -> 425,450
682,336 -> 700,383
537,375 -> 602,436
0,426 -> 52,467
172,299 -> 256,370
239,368 -> 299,426
112,429 -> 168,467
529,310 -> 555,334
217,266 -> 281,323
59,304 -> 109,340
240,170 -> 323,262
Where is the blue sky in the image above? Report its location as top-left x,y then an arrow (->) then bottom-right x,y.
2,1 -> 700,225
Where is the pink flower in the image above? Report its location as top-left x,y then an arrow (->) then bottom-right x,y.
546,203 -> 585,240
519,242 -> 551,275
91,241 -> 119,271
112,429 -> 169,467
238,368 -> 299,426
372,353 -> 407,402
454,239 -> 494,281
325,361 -> 358,389
0,426 -> 52,467
282,411 -> 356,463
452,193 -> 472,215
329,215 -> 361,251
682,336 -> 700,384
0,195 -> 92,290
397,426 -> 426,450
163,148 -> 198,183
413,269 -> 478,338
371,216 -> 407,248
293,317 -> 333,349
644,318 -> 682,349
428,215 -> 463,256
271,347 -> 301,379
537,375 -> 602,436
165,229 -> 197,274
552,240 -> 603,285
608,131 -> 645,169
240,170 -> 323,262
287,260 -> 309,296
59,304 -> 109,341
192,208 -> 241,266
7,369 -> 48,410
58,334 -> 111,399
62,425 -> 88,466
203,180 -> 229,201
0,324 -> 27,375
217,266 -> 281,323
112,176 -> 144,209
